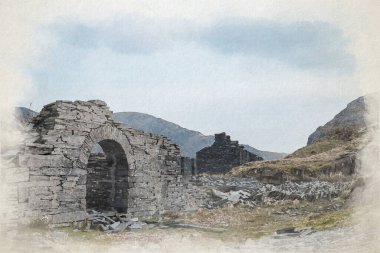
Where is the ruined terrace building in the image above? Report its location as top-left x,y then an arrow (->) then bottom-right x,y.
12,100 -> 197,226
8,101 -> 259,227
196,132 -> 263,174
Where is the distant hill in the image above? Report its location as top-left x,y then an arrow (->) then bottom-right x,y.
14,107 -> 287,160
113,112 -> 214,158
242,145 -> 287,161
113,112 -> 287,160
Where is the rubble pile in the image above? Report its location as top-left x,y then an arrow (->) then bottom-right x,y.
197,176 -> 353,208
87,210 -> 150,233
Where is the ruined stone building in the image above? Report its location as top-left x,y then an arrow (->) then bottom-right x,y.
14,100 -> 197,226
196,132 -> 263,174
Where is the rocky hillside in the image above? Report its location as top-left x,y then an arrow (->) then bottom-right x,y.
307,96 -> 367,145
113,112 -> 287,160
230,95 -> 371,183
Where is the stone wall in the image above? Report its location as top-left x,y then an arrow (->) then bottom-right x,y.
85,153 -> 126,211
15,100 -> 191,226
196,132 -> 263,174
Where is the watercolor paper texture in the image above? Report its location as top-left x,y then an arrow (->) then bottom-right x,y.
0,1 -> 379,252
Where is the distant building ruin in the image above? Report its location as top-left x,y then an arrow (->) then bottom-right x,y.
14,100 -> 196,226
196,132 -> 263,174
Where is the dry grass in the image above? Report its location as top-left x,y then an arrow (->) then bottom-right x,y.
174,198 -> 351,241
230,159 -> 331,177
229,137 -> 364,179
288,137 -> 362,159
288,139 -> 348,159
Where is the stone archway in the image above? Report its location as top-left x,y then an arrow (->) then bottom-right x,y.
17,100 -> 188,226
78,126 -> 133,213
77,124 -> 134,167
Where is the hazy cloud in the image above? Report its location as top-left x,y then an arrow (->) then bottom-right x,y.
55,22 -> 99,49
32,16 -> 360,152
54,16 -> 174,54
199,19 -> 355,72
53,17 -> 355,73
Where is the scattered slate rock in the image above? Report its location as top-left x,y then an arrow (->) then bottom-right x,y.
99,224 -> 109,231
274,227 -> 315,238
109,221 -> 120,230
197,176 -> 353,208
276,227 -> 297,234
88,210 -> 144,233
112,222 -> 129,233
129,222 -> 143,229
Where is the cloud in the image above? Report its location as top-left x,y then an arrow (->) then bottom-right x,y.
52,15 -> 357,75
55,22 -> 99,49
52,17 -> 355,73
31,15 -> 362,152
199,19 -> 355,73
54,16 -> 178,54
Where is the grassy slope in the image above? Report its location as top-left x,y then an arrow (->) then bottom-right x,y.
229,132 -> 365,179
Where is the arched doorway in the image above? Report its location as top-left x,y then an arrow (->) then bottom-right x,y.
76,125 -> 133,214
20,100 -> 186,226
86,139 -> 129,212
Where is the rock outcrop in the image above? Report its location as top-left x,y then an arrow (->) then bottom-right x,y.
307,96 -> 367,145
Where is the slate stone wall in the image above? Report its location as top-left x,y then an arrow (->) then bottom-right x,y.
15,100 -> 189,226
196,132 -> 263,174
86,153 -> 122,211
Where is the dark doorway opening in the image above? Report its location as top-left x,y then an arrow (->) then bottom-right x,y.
86,140 -> 129,213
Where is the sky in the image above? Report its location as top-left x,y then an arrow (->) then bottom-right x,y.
1,3 -> 380,252
8,1 -> 375,153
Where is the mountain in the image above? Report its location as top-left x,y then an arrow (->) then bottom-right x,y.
231,95 -> 371,183
113,112 -> 286,160
307,96 -> 367,145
